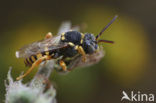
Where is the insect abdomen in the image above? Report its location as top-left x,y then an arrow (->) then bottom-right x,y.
24,55 -> 37,66
24,51 -> 52,67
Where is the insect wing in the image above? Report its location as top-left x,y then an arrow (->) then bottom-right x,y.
57,21 -> 71,35
57,21 -> 80,36
16,35 -> 67,58
56,47 -> 105,71
75,48 -> 105,68
71,25 -> 80,31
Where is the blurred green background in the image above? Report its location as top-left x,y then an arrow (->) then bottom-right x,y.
0,0 -> 156,103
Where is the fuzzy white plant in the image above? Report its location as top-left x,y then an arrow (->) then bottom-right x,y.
5,60 -> 56,103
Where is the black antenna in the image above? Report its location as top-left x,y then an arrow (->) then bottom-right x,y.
96,15 -> 118,40
97,40 -> 114,44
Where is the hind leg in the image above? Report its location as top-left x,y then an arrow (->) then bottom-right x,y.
16,56 -> 51,80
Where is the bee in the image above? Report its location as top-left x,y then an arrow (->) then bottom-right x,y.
15,15 -> 118,80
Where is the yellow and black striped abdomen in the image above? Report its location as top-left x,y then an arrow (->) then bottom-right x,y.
24,55 -> 38,67
24,50 -> 51,66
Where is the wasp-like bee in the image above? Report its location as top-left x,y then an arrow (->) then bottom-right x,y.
15,15 -> 118,80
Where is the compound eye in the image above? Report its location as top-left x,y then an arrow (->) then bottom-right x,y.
86,41 -> 90,46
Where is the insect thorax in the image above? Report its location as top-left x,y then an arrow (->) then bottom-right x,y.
60,31 -> 98,56
61,31 -> 82,45
60,31 -> 82,57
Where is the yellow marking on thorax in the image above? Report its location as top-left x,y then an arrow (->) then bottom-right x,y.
75,45 -> 78,50
37,53 -> 42,59
61,32 -> 65,40
68,42 -> 75,47
81,33 -> 85,38
80,39 -> 83,44
61,36 -> 65,40
80,33 -> 85,44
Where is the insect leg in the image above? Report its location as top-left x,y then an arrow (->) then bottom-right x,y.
16,55 -> 51,80
45,32 -> 53,39
59,60 -> 67,71
75,46 -> 86,62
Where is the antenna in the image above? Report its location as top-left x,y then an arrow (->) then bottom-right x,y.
96,15 -> 118,40
97,40 -> 114,44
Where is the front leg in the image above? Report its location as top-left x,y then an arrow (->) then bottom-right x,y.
74,45 -> 86,62
67,42 -> 86,62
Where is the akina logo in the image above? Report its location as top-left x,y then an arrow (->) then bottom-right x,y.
121,91 -> 155,102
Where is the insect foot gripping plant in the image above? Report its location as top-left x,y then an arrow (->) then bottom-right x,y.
5,60 -> 56,103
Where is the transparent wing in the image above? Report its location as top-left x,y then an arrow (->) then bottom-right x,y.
56,47 -> 104,72
16,35 -> 67,58
71,25 -> 80,31
57,21 -> 80,35
68,48 -> 104,70
57,21 -> 71,35
75,48 -> 104,68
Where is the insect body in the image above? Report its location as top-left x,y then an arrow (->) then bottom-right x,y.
16,16 -> 118,80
